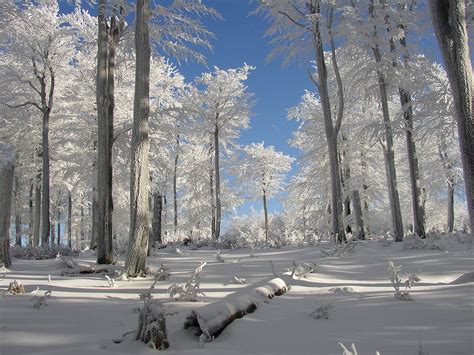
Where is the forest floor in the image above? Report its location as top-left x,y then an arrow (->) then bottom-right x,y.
0,234 -> 473,355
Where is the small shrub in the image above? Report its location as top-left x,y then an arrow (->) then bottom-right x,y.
388,260 -> 421,301
168,262 -> 206,302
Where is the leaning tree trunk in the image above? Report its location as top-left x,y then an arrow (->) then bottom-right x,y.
214,123 -> 222,240
1,145 -> 14,267
429,0 -> 474,233
262,186 -> 269,242
125,0 -> 151,277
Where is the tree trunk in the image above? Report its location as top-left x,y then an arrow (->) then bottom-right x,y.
152,192 -> 163,245
0,146 -> 14,267
80,198 -> 85,250
369,1 -> 404,241
447,180 -> 455,232
14,175 -> 22,246
28,178 -> 33,246
68,190 -> 72,248
173,135 -> 179,234
41,110 -> 50,246
57,209 -> 61,245
350,190 -> 365,240
429,0 -> 474,232
125,0 -> 151,277
387,20 -> 426,238
209,143 -> 216,239
214,123 -> 222,240
263,187 -> 269,242
33,175 -> 41,248
96,0 -> 112,264
309,1 -> 345,243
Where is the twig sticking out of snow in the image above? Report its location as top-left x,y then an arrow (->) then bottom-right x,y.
339,343 -> 381,355
388,260 -> 421,301
105,275 -> 116,288
32,290 -> 52,309
168,262 -> 207,302
156,263 -> 171,281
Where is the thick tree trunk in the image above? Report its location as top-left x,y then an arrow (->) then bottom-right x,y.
41,110 -> 50,246
33,176 -> 41,247
387,22 -> 426,238
263,188 -> 269,242
400,88 -> 426,238
91,182 -> 98,249
125,0 -> 151,277
96,0 -> 112,264
429,0 -> 474,232
214,124 -> 222,240
350,190 -> 365,240
0,146 -> 14,267
173,135 -> 179,234
106,15 -> 119,263
15,175 -> 22,246
309,2 -> 345,243
68,190 -> 72,248
152,192 -> 163,245
209,144 -> 216,239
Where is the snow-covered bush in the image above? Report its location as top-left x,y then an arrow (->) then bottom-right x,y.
168,262 -> 206,302
388,260 -> 421,301
403,234 -> 443,250
309,301 -> 334,319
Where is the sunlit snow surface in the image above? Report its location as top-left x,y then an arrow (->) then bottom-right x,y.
1,236 -> 473,354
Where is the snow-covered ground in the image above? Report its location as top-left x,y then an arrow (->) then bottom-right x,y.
1,236 -> 473,355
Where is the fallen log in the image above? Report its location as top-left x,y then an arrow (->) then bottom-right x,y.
184,277 -> 288,342
61,259 -> 115,276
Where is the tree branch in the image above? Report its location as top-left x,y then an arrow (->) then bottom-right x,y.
5,101 -> 42,111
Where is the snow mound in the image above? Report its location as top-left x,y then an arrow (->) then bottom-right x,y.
328,286 -> 358,294
450,272 -> 474,284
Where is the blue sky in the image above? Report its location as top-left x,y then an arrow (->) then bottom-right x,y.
174,0 -> 311,216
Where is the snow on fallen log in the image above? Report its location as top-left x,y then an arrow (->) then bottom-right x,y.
61,258 -> 116,276
184,277 -> 288,342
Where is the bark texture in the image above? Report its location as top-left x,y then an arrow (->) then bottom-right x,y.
429,0 -> 474,232
125,0 -> 151,277
152,192 -> 163,245
1,146 -> 14,267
